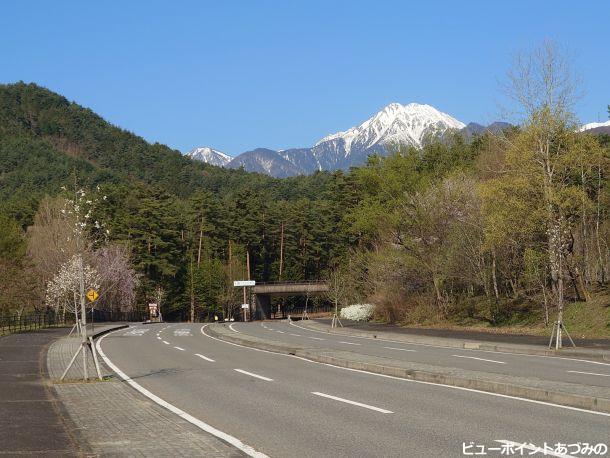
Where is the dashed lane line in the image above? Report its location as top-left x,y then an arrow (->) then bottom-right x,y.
338,341 -> 361,346
234,369 -> 273,382
163,341 -> 170,345
174,346 -> 185,351
311,392 -> 393,414
567,370 -> 610,378
383,347 -> 416,352
195,354 -> 215,362
451,355 -> 506,364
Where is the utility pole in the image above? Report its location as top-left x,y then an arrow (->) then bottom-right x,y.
279,221 -> 284,279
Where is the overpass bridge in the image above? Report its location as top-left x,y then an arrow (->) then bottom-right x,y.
250,281 -> 329,320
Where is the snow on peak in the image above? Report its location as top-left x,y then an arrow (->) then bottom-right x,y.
314,102 -> 465,156
579,120 -> 610,132
186,147 -> 232,167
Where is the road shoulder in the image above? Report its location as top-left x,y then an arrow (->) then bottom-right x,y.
47,325 -> 244,457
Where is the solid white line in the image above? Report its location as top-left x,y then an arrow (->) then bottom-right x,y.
494,440 -> 574,458
234,369 -> 273,382
95,331 -> 268,458
307,336 -> 325,341
199,325 -> 610,418
174,346 -> 185,351
311,392 -> 393,414
567,370 -> 610,377
229,323 -> 240,333
338,341 -> 361,346
163,341 -> 170,345
383,347 -> 416,352
195,353 -> 215,362
452,355 -> 506,364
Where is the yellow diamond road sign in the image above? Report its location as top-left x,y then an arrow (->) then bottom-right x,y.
86,289 -> 99,302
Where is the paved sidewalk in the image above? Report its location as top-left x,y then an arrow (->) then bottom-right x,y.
0,327 -> 81,456
47,327 -> 243,457
302,319 -> 610,361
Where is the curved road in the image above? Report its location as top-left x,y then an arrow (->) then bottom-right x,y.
98,323 -> 610,457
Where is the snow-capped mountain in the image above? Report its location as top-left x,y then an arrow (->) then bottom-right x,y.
313,103 -> 465,167
186,102 -> 469,177
186,147 -> 232,167
579,120 -> 610,132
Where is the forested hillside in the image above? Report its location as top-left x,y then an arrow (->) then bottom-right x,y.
1,76 -> 608,333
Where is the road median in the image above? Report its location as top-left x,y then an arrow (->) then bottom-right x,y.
296,319 -> 610,361
208,323 -> 610,415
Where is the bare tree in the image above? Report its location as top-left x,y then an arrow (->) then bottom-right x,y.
503,41 -> 582,348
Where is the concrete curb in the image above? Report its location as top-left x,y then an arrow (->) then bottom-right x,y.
91,324 -> 129,339
208,324 -> 610,415
298,320 -> 610,362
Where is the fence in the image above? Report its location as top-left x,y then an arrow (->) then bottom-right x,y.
0,311 -> 70,336
0,308 -> 148,336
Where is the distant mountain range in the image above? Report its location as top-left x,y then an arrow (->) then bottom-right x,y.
186,103 -> 607,178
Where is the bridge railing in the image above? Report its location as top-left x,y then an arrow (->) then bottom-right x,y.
255,280 -> 328,285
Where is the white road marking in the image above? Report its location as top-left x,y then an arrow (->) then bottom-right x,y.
123,328 -> 149,336
276,330 -> 285,334
567,370 -> 610,377
174,346 -> 185,351
311,392 -> 393,414
338,341 -> 361,346
163,341 -> 170,345
200,325 -> 610,418
195,353 -> 215,362
157,336 -> 161,340
307,336 -> 325,341
229,323 -> 240,333
452,355 -> 506,364
174,329 -> 193,337
234,369 -> 273,381
383,347 -> 416,352
494,440 -> 574,458
288,321 -> 610,367
96,331 -> 268,458
289,333 -> 301,337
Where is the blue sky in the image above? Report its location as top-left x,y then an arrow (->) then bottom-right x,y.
1,1 -> 608,156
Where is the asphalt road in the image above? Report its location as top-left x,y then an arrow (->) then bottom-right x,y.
99,323 -> 610,457
232,320 -> 610,388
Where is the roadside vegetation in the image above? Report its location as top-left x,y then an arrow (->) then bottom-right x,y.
0,42 -> 608,335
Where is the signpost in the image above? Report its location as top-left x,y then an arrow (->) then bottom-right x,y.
148,303 -> 159,320
86,288 -> 99,302
234,281 -> 255,321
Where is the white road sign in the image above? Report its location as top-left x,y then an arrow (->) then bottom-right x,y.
241,303 -> 250,309
234,280 -> 255,287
